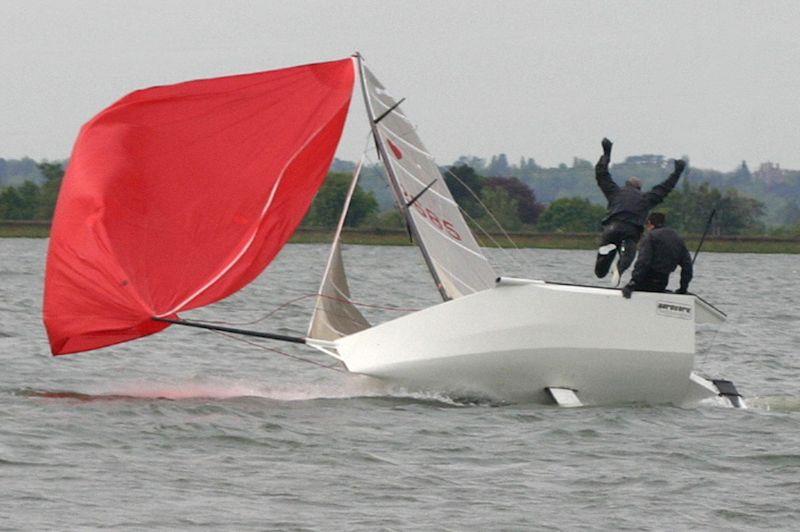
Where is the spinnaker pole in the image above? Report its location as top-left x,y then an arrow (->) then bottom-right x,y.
153,317 -> 307,344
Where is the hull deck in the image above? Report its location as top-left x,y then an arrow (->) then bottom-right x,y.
313,279 -> 726,406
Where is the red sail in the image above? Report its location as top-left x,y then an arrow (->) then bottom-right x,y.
44,58 -> 355,355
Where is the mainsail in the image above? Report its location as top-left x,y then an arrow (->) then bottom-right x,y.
358,60 -> 497,300
44,58 -> 356,355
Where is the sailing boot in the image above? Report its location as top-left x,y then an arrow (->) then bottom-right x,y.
610,243 -> 623,287
595,243 -> 617,279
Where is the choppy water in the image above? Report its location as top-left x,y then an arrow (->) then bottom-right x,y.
2,238 -> 799,530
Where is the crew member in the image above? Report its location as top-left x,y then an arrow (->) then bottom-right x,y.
594,138 -> 686,283
622,212 -> 692,298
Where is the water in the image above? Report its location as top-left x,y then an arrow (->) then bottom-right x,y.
2,238 -> 799,530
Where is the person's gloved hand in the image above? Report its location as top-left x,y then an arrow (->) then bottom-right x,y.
602,137 -> 613,157
674,159 -> 686,174
622,283 -> 634,299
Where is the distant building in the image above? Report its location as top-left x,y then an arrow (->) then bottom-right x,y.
754,162 -> 784,186
622,154 -> 665,167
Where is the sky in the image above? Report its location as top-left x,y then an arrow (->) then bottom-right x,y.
2,0 -> 799,171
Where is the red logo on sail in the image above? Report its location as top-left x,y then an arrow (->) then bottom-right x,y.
387,139 -> 403,159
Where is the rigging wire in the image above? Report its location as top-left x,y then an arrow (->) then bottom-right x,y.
368,118 -> 537,276
210,329 -> 345,372
198,125 -> 543,334
442,167 -> 538,274
197,132 -> 415,330
696,311 -> 731,362
196,292 -> 419,327
457,204 -> 527,269
360,148 -> 531,276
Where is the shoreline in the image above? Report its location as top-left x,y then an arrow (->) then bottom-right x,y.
5,221 -> 799,253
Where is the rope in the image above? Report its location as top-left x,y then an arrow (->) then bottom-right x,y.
198,292 -> 419,328
367,117 -> 533,270
364,137 -> 531,275
696,313 -> 729,362
443,167 -> 537,274
199,133 -> 412,329
457,203 -> 529,271
210,330 -> 345,372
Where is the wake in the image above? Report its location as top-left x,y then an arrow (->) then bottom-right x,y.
17,376 -> 471,406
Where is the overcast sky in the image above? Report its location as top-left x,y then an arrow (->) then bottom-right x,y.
2,0 -> 799,170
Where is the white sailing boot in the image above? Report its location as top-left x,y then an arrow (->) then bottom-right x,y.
598,243 -> 619,284
598,243 -> 616,256
611,241 -> 626,287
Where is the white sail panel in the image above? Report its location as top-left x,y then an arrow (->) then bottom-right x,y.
307,157 -> 370,341
308,238 -> 370,341
361,65 -> 496,299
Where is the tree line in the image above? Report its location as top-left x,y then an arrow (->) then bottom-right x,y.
0,162 -> 63,220
1,159 -> 794,237
305,164 -> 774,236
450,154 -> 800,228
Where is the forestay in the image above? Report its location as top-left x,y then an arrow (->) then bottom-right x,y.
359,62 -> 496,300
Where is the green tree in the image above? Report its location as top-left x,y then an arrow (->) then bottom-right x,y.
444,164 -> 483,219
477,187 -> 522,231
729,160 -> 752,187
36,161 -> 66,219
304,173 -> 378,228
661,181 -> 764,235
778,199 -> 800,227
572,157 -> 592,170
487,153 -> 511,177
369,209 -> 405,230
484,176 -> 544,225
0,187 -> 24,219
0,181 -> 40,220
537,197 -> 606,232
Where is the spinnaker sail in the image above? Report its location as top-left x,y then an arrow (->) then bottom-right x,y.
44,58 -> 355,355
358,60 -> 496,299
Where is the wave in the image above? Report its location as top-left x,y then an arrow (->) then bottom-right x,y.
26,383 -> 795,410
746,395 -> 800,412
695,393 -> 800,412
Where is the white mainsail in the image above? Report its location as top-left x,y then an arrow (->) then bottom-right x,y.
358,60 -> 497,300
307,158 -> 371,341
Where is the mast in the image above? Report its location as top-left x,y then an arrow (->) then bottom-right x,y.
355,53 -> 451,301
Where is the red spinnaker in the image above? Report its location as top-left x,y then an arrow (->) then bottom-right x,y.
44,58 -> 355,355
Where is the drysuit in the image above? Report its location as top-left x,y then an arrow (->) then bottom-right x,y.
593,140 -> 685,278
623,226 -> 693,296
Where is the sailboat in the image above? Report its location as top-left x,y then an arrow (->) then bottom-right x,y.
43,55 -> 745,408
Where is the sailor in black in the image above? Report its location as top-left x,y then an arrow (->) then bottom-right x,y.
594,138 -> 686,283
621,212 -> 693,298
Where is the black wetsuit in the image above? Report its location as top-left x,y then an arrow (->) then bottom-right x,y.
594,158 -> 683,278
628,226 -> 693,293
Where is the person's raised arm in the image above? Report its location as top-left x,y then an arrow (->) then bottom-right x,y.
645,159 -> 686,207
595,137 -> 619,200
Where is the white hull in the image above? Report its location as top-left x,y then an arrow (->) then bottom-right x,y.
311,279 -> 733,406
